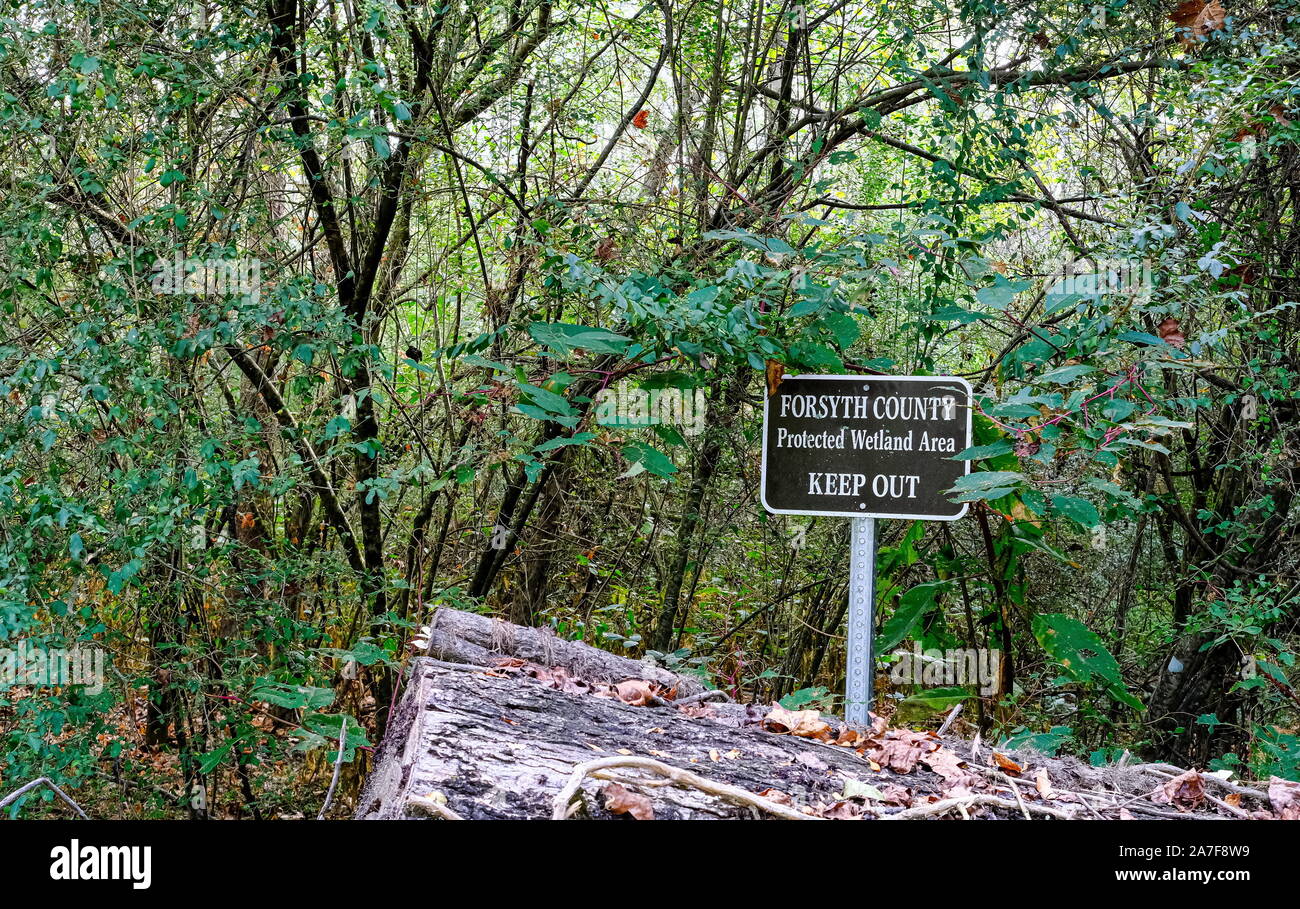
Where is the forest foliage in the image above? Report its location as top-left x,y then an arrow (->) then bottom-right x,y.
1,0 -> 1299,817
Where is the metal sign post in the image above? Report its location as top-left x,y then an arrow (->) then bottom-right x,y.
760,374 -> 973,729
846,516 -> 876,727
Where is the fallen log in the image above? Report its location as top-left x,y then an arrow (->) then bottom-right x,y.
418,606 -> 709,697
357,652 -> 881,820
356,607 -> 1269,820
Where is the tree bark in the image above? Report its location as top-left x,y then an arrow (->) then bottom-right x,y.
650,366 -> 749,652
422,606 -> 707,697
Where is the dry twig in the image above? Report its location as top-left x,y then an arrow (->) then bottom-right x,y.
551,756 -> 816,820
0,777 -> 89,819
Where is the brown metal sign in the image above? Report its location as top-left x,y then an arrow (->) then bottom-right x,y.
761,374 -> 973,520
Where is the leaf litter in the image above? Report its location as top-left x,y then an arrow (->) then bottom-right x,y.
468,654 -> 1290,820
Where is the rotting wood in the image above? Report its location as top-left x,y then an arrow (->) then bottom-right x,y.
358,608 -> 1268,821
422,606 -> 709,697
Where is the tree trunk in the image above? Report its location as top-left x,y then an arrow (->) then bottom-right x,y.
650,366 -> 749,652
1146,632 -> 1246,767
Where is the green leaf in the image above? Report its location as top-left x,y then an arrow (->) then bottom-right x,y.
876,581 -> 949,651
653,424 -> 687,447
1116,330 -> 1165,346
518,382 -> 574,416
974,274 -> 1027,310
822,312 -> 860,348
250,681 -> 336,711
296,713 -> 370,762
1036,364 -> 1094,385
197,741 -> 235,773
639,371 -> 699,390
462,354 -> 512,372
533,432 -> 596,454
991,403 -> 1042,420
929,303 -> 990,324
344,641 -> 387,666
948,470 -> 1024,501
1043,290 -> 1083,315
1050,495 -> 1100,528
516,403 -> 580,428
1032,614 -> 1143,710
951,470 -> 1023,489
528,322 -> 631,356
787,340 -> 843,370
1002,726 -> 1073,756
72,54 -> 100,75
621,441 -> 676,477
952,440 -> 1014,460
105,558 -> 142,594
779,685 -> 831,709
894,686 -> 972,722
324,416 -> 352,440
788,297 -> 822,317
686,285 -> 720,307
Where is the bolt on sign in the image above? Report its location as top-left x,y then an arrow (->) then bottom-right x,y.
760,374 -> 974,726
762,375 -> 973,519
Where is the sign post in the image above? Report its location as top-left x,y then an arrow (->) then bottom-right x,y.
761,375 -> 973,728
846,516 -> 875,727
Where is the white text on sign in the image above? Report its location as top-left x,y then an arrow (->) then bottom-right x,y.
807,473 -> 922,498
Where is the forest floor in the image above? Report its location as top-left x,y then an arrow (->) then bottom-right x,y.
6,607 -> 1297,821
355,608 -> 1300,821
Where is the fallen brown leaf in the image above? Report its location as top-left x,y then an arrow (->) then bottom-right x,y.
881,784 -> 913,807
758,788 -> 793,806
991,751 -> 1023,776
928,747 -> 981,792
1151,769 -> 1206,811
1269,776 -> 1300,820
764,703 -> 832,739
822,800 -> 865,819
834,726 -> 862,747
603,783 -> 654,820
614,680 -> 660,706
868,730 -> 937,774
1035,767 -> 1057,800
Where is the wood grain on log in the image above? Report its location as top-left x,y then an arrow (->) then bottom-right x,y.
422,606 -> 708,697
359,608 -> 1251,821
357,655 -> 901,819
